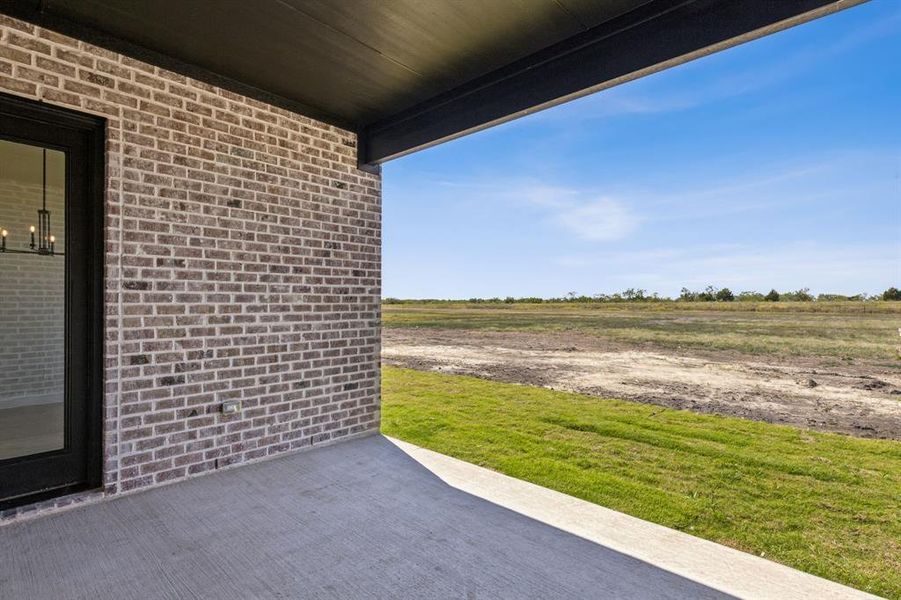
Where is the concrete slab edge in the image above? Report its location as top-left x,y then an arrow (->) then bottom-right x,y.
386,436 -> 881,600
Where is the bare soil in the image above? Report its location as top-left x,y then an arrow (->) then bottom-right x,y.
383,328 -> 901,439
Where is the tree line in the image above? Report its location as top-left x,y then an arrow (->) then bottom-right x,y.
383,286 -> 901,304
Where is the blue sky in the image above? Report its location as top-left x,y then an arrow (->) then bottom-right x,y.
383,1 -> 900,299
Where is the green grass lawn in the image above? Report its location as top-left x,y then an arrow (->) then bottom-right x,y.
383,301 -> 901,361
382,366 -> 901,598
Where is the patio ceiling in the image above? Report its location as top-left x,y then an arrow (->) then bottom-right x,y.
1,0 -> 860,167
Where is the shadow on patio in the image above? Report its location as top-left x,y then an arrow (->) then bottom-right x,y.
0,435 -> 732,599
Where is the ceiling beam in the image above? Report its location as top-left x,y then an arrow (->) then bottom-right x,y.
359,0 -> 862,166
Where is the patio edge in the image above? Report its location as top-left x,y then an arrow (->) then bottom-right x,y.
386,436 -> 881,600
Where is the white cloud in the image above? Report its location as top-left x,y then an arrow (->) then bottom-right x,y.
553,198 -> 640,241
519,184 -> 581,209
435,178 -> 577,209
426,177 -> 643,243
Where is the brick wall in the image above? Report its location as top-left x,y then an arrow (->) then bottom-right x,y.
0,15 -> 381,508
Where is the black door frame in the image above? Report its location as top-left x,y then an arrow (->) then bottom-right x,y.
0,93 -> 105,510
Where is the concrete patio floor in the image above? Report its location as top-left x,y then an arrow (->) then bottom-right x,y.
0,435 -> 875,599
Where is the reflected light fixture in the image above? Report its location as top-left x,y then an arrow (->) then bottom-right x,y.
0,148 -> 62,257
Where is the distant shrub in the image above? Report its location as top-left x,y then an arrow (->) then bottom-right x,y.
764,289 -> 780,302
783,288 -> 813,302
679,287 -> 698,302
715,288 -> 735,302
883,287 -> 901,301
817,294 -> 849,301
738,291 -> 765,302
677,286 -> 732,302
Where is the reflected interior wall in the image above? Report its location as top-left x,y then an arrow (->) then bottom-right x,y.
0,143 -> 65,407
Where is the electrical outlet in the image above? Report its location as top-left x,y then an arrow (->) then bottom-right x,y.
221,400 -> 241,415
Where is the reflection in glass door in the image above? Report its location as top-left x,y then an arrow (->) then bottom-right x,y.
0,140 -> 66,461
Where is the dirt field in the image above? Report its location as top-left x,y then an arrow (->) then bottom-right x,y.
383,309 -> 901,439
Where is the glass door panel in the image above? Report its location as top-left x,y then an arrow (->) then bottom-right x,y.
0,141 -> 66,460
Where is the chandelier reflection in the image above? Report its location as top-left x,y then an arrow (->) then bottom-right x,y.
0,148 -> 62,257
